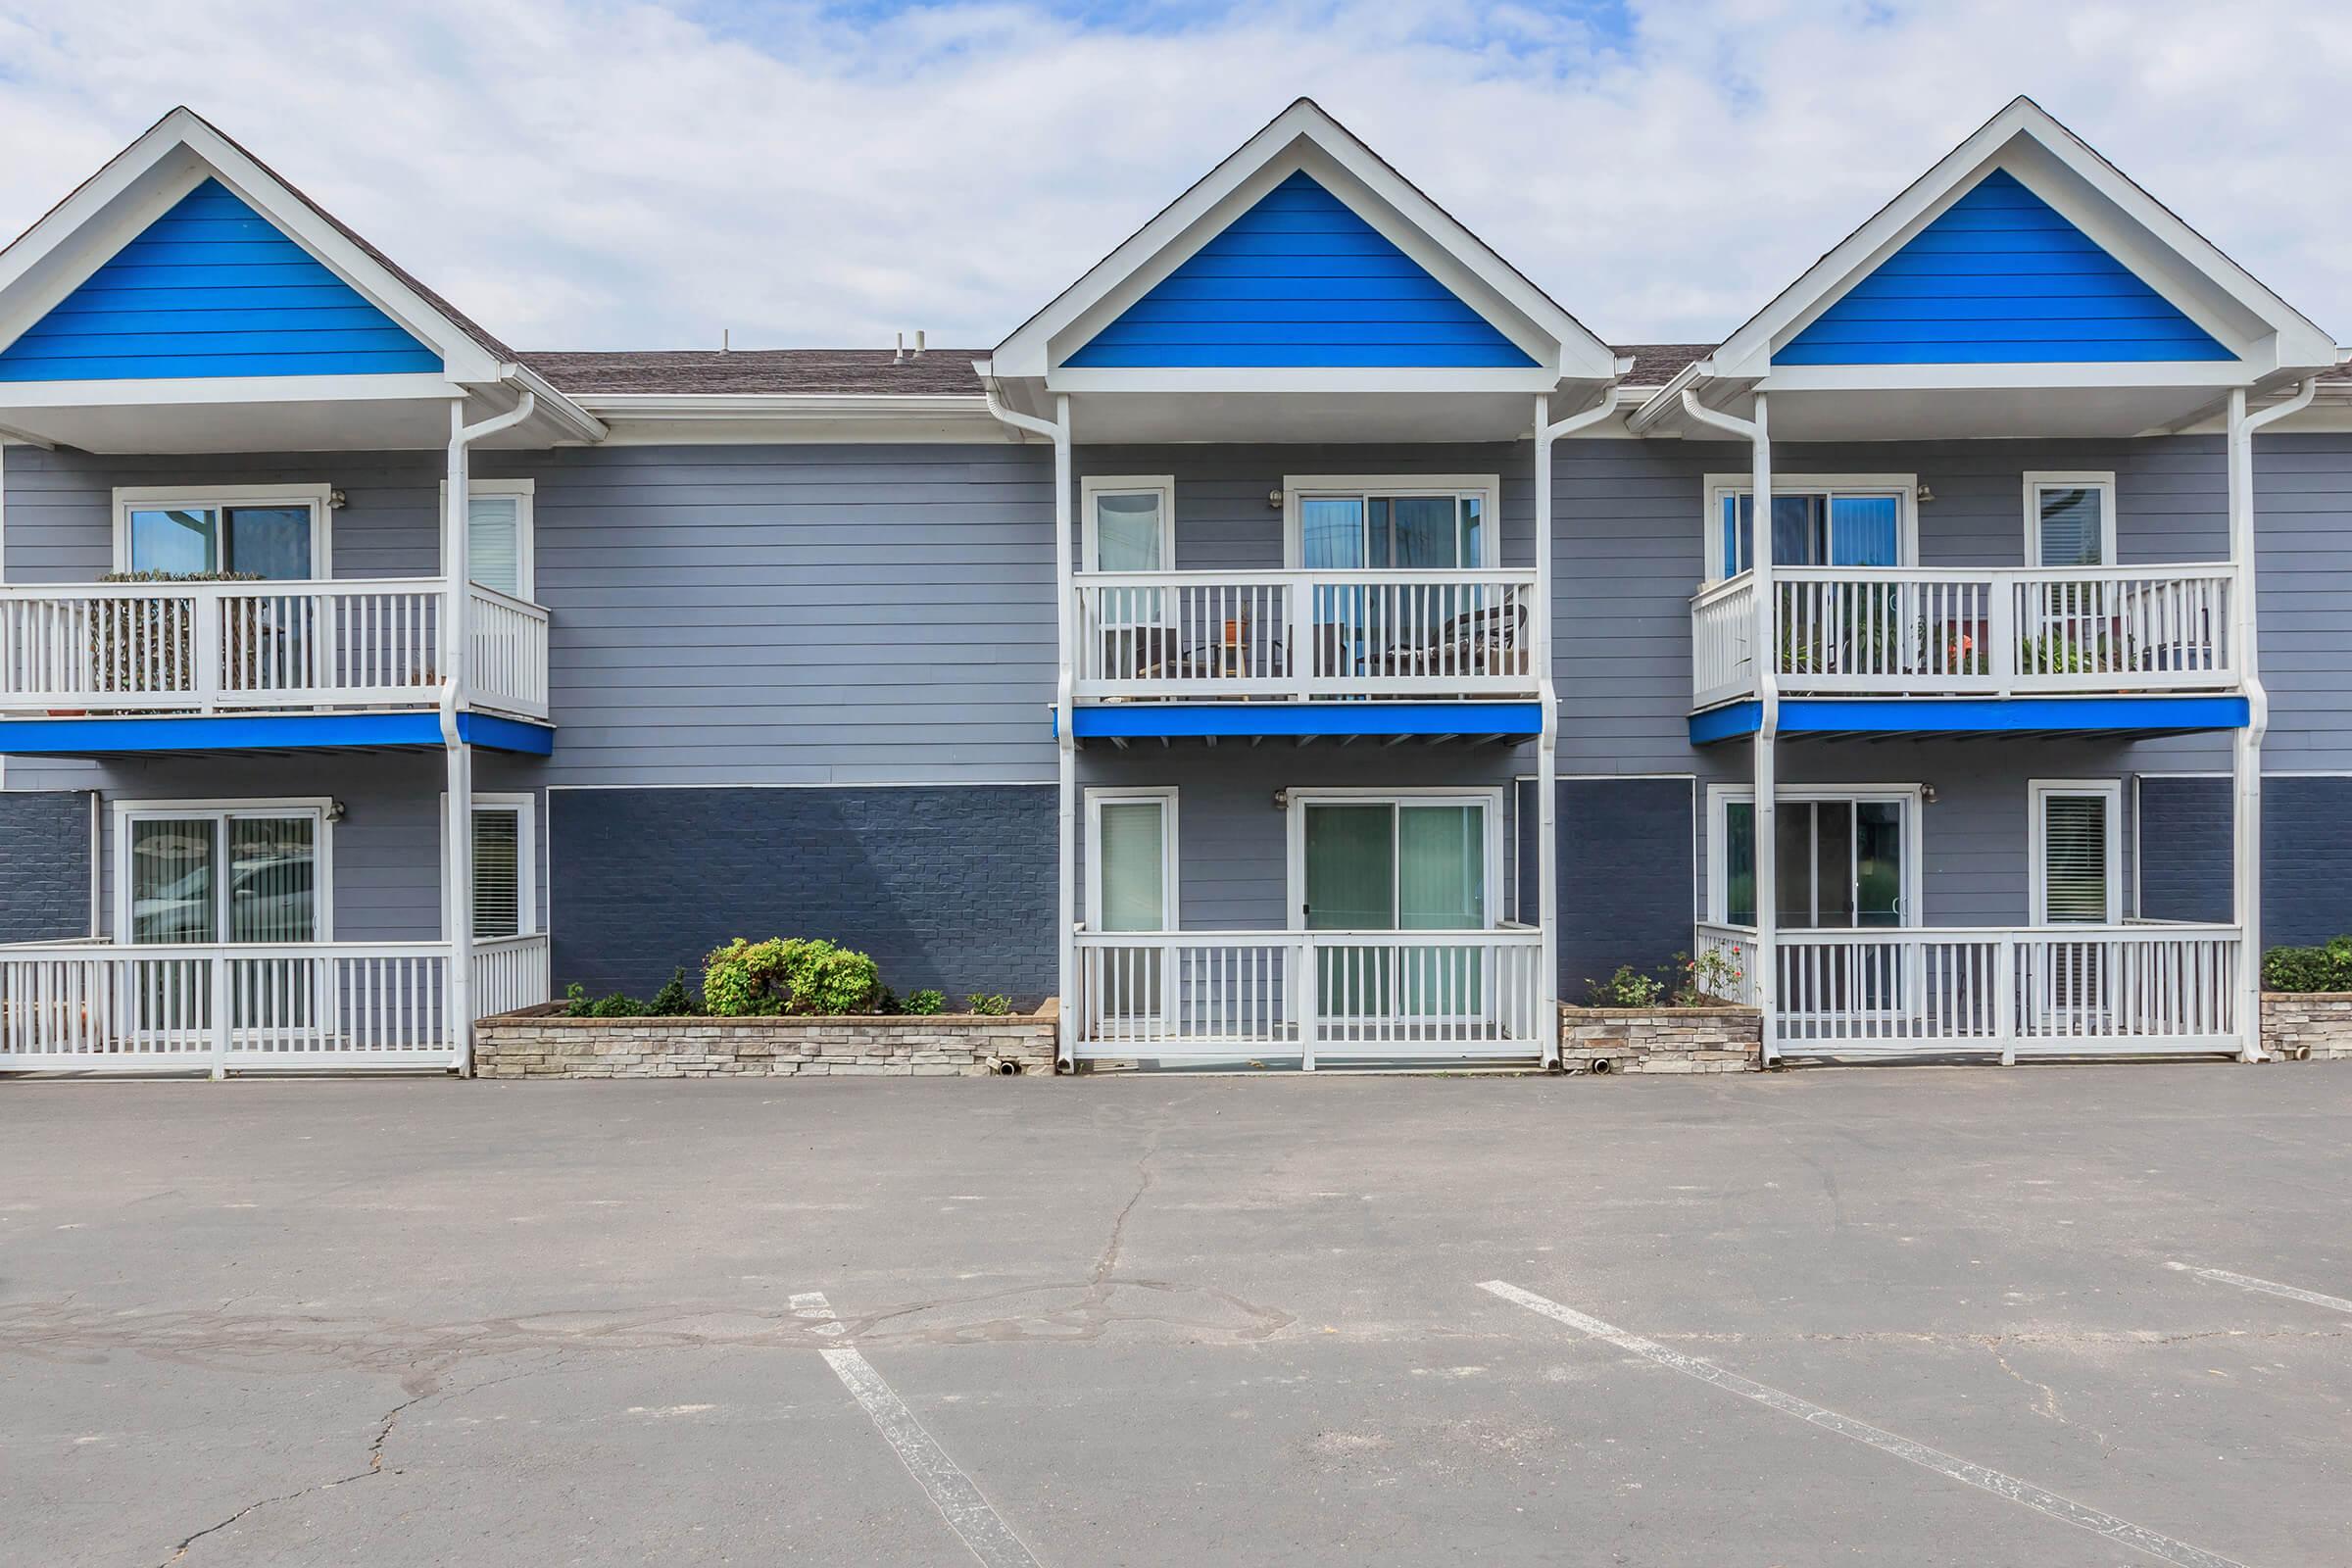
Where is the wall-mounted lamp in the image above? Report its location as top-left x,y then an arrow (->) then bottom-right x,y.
1272,788 -> 1290,811
324,798 -> 347,822
1916,483 -> 1936,504
1266,489 -> 1283,510
1921,784 -> 1937,806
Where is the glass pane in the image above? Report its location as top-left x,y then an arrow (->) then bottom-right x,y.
1458,497 -> 1484,567
1388,497 -> 1460,569
1397,805 -> 1483,930
473,808 -> 522,939
1830,496 -> 1901,566
1777,803 -> 1815,928
2037,486 -> 2105,566
470,497 -> 522,596
1728,494 -> 1829,568
128,508 -> 218,574
227,816 -> 316,943
2040,795 -> 2110,923
1303,805 -> 1395,931
1723,495 -> 1745,576
1300,498 -> 1364,569
1856,802 -> 1903,927
1815,802 -> 1855,927
222,507 -> 313,579
1724,802 -> 1755,926
130,818 -> 217,944
1098,801 -> 1167,933
1094,493 -> 1163,572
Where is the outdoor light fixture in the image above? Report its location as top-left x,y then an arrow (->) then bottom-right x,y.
1922,785 -> 1938,806
1917,483 -> 1936,504
328,489 -> 348,510
324,798 -> 347,822
1272,788 -> 1290,810
1266,489 -> 1283,509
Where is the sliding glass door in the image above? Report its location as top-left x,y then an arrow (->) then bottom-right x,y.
1301,798 -> 1490,1019
124,807 -> 324,1034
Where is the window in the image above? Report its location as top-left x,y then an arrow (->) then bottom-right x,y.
1284,475 -> 1498,569
1080,476 -> 1174,573
116,801 -> 331,945
114,485 -> 330,579
1709,786 -> 1920,928
438,478 -> 536,599
2025,472 -> 2116,567
1086,788 -> 1177,932
1289,790 -> 1498,932
2031,780 -> 2121,925
448,794 -> 537,939
1703,475 -> 1916,581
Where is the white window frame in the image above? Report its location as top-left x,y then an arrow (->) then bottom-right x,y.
1079,475 -> 1175,574
1083,786 -> 1179,932
1283,785 -> 1504,934
2022,471 -> 2117,568
439,476 -> 537,601
1705,783 -> 1925,928
2029,778 -> 2123,926
111,797 -> 336,945
112,483 -> 334,577
1701,473 -> 1920,583
1281,473 -> 1501,570
438,791 -> 540,939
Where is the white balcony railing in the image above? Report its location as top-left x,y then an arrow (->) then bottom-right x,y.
1073,570 -> 1540,701
1696,922 -> 2241,1059
0,578 -> 549,721
1690,564 -> 2239,706
0,935 -> 549,1073
1073,926 -> 1548,1064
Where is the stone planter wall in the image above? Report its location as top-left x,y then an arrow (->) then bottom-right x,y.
2261,993 -> 2352,1061
474,1004 -> 1058,1079
1559,1003 -> 1762,1074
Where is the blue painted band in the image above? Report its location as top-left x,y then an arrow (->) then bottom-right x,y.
1688,701 -> 1764,744
1069,702 -> 1543,739
0,710 -> 555,755
1687,695 -> 2249,743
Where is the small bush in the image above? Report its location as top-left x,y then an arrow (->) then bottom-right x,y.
1587,964 -> 1665,1008
963,992 -> 1011,1016
904,989 -> 946,1015
648,967 -> 695,1016
703,937 -> 882,1016
564,981 -> 650,1017
1671,948 -> 1744,1006
2262,935 -> 2352,993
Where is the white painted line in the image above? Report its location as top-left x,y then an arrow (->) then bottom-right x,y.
2166,1260 -> 2352,1316
1478,1280 -> 2244,1568
795,1291 -> 1042,1568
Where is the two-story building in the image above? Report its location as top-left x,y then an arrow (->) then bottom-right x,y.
0,98 -> 2343,1075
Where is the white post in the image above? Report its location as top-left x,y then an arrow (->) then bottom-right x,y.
1052,394 -> 1075,1071
1747,394 -> 1779,1064
1532,395 -> 1561,1066
444,402 -> 475,1071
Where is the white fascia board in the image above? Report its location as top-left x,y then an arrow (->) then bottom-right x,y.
0,372 -> 466,409
993,98 -> 1616,383
1756,362 -> 2274,394
1044,366 -> 1565,395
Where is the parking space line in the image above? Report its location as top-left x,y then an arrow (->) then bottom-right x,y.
792,1291 -> 1043,1568
2166,1261 -> 2352,1316
1478,1280 -> 2244,1568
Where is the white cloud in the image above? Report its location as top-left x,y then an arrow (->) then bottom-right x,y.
0,0 -> 2344,350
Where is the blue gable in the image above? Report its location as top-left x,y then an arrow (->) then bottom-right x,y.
1064,172 -> 1538,369
1776,170 -> 2233,366
0,178 -> 443,381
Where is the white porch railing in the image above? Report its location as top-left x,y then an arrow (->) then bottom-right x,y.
0,578 -> 549,722
1693,922 -> 1759,1004
1701,923 -> 2241,1059
1073,926 -> 1547,1065
1690,565 -> 2239,706
0,934 -> 550,1073
1072,570 -> 1540,701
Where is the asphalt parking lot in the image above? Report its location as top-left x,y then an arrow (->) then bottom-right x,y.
5,1065 -> 2349,1566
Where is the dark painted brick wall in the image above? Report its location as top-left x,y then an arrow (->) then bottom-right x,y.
1518,777 -> 1695,998
2138,774 -> 2352,946
550,785 -> 1055,1005
0,790 -> 89,942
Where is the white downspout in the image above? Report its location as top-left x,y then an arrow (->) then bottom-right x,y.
984,383 -> 1077,1070
1531,390 -> 1622,1065
2227,377 -> 2314,1063
441,390 -> 538,1076
1682,389 -> 1777,1063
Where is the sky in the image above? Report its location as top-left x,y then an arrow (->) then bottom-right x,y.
0,0 -> 2345,354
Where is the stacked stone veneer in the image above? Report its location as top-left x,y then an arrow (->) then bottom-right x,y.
2260,994 -> 2352,1061
1559,1004 -> 1762,1074
474,1005 -> 1058,1079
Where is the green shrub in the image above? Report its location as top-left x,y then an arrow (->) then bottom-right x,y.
564,981 -> 590,1017
563,981 -> 651,1017
703,937 -> 881,1016
963,992 -> 1011,1016
1586,964 -> 1665,1008
2262,935 -> 2352,993
648,967 -> 695,1016
905,989 -> 946,1016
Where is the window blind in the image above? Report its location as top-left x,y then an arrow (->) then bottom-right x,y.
469,497 -> 522,597
2037,487 -> 2105,566
2040,794 -> 2110,922
472,808 -> 522,938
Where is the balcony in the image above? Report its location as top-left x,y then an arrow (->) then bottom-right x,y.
0,578 -> 549,736
1694,920 -> 2241,1059
1692,565 -> 2240,710
1073,926 -> 1549,1066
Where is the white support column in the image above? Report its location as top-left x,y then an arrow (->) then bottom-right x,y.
445,710 -> 474,1070
444,402 -> 473,1066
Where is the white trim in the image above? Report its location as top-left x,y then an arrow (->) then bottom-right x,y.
109,796 -> 336,945
1078,475 -> 1176,573
1699,473 -> 1920,584
1283,785 -> 1506,934
439,475 -> 536,600
111,482 -> 334,576
2022,470 -> 2117,567
2030,778 -> 2123,925
1705,783 -> 1925,927
542,780 -> 1056,793
1082,786 -> 1178,933
1280,473 -> 1502,569
438,790 -> 539,940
